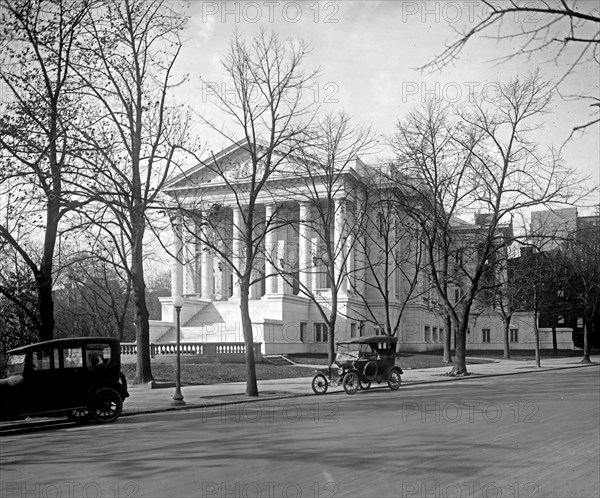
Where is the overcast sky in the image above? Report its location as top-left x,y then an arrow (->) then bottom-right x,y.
173,0 -> 600,213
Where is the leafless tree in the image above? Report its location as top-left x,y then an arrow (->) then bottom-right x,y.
421,0 -> 600,132
0,0 -> 94,340
392,74 -> 583,375
172,30 -> 318,396
350,178 -> 425,342
273,112 -> 374,364
70,0 -> 190,383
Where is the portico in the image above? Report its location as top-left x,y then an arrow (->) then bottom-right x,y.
169,198 -> 358,302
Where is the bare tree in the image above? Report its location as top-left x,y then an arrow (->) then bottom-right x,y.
392,74 -> 582,375
351,178 -> 425,341
172,30 -> 318,396
560,215 -> 600,363
421,0 -> 600,132
71,0 -> 190,383
273,112 -> 374,364
0,0 -> 94,340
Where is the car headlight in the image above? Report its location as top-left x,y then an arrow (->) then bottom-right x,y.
338,367 -> 345,376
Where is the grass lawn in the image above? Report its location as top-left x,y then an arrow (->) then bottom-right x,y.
121,348 -> 592,386
121,362 -> 318,385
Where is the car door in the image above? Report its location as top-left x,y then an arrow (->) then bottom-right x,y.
24,346 -> 63,414
61,344 -> 88,407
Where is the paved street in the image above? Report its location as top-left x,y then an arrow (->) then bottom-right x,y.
1,367 -> 598,498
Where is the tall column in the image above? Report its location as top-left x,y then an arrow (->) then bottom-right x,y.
277,239 -> 292,294
171,217 -> 184,297
299,202 -> 312,294
311,237 -> 319,291
183,218 -> 198,295
231,206 -> 243,299
264,204 -> 278,294
345,202 -> 355,294
200,211 -> 214,299
355,188 -> 367,298
334,197 -> 348,294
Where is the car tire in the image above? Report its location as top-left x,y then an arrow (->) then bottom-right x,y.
66,408 -> 90,423
89,387 -> 123,423
342,372 -> 360,395
363,361 -> 378,381
311,374 -> 329,395
387,368 -> 401,391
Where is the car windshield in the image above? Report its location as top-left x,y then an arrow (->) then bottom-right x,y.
335,343 -> 372,362
6,354 -> 26,376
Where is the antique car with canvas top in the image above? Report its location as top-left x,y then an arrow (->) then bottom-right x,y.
1,337 -> 128,423
311,335 -> 403,395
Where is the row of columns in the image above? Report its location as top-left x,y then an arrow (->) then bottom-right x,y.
171,199 -> 366,300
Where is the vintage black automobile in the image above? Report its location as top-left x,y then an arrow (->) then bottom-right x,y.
311,335 -> 403,395
0,337 -> 128,423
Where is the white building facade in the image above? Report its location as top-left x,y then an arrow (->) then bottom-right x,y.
148,144 -> 576,354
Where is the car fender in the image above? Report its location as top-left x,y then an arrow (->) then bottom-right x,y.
87,379 -> 128,401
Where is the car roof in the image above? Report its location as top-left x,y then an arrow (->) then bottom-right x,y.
8,337 -> 120,355
337,335 -> 398,345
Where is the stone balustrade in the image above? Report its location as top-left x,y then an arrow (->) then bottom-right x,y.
120,342 -> 262,362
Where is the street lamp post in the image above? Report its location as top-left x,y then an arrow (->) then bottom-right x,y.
172,295 -> 185,405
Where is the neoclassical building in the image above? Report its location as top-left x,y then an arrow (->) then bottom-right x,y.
148,143 -> 577,354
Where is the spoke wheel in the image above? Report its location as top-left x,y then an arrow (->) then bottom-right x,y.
360,380 -> 371,390
66,408 -> 90,423
387,369 -> 401,391
311,374 -> 329,395
89,387 -> 123,423
342,372 -> 360,395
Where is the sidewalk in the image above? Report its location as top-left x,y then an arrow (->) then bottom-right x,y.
121,354 -> 600,416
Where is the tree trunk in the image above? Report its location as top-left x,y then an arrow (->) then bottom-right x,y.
240,278 -> 258,396
132,226 -> 153,384
503,316 -> 511,359
37,273 -> 55,342
327,316 -> 336,367
37,194 -> 60,341
443,313 -> 452,363
533,310 -> 541,368
451,323 -> 468,375
581,318 -> 591,363
551,325 -> 558,355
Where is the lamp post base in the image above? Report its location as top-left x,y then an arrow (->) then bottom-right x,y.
172,390 -> 186,406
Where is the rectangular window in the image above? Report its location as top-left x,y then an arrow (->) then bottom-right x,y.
454,287 -> 463,304
63,347 -> 83,368
31,348 -> 52,370
377,213 -> 385,239
433,327 -> 438,343
315,323 -> 328,343
510,328 -> 519,343
424,325 -> 431,343
394,255 -> 401,298
350,322 -> 358,338
300,322 -> 307,343
482,328 -> 491,343
86,344 -> 111,369
374,327 -> 383,336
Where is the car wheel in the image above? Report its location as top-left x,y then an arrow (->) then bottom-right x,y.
387,369 -> 401,391
363,361 -> 378,381
66,408 -> 90,423
311,374 -> 329,395
89,387 -> 123,423
342,372 -> 360,395
360,379 -> 371,390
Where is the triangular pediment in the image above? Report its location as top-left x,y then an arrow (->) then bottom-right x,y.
167,141 -> 305,191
